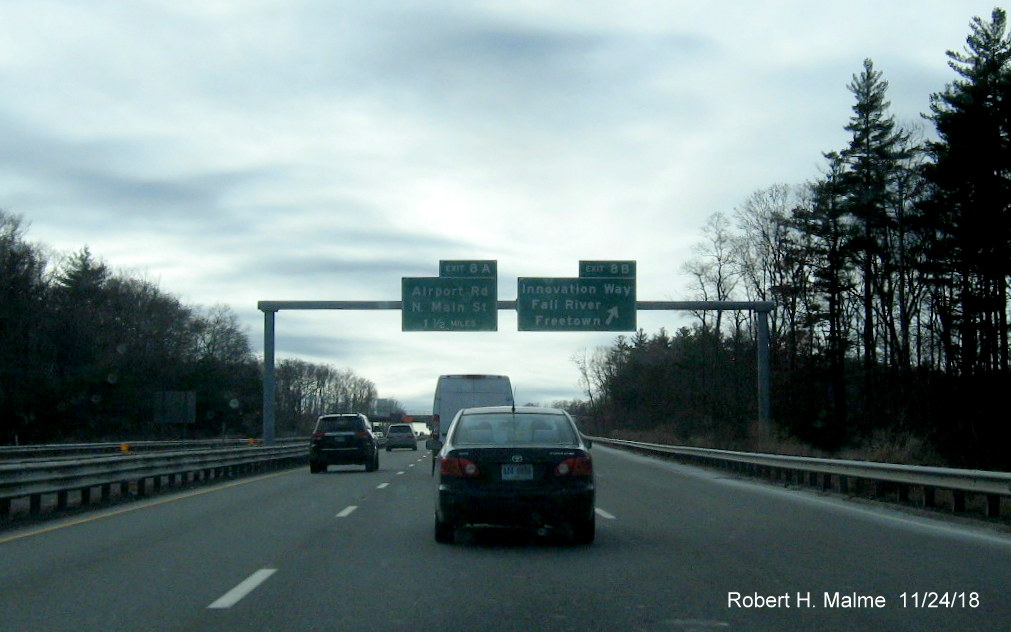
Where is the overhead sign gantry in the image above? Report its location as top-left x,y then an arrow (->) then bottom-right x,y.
258,259 -> 774,445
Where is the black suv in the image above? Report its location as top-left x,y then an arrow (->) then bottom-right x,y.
309,413 -> 379,473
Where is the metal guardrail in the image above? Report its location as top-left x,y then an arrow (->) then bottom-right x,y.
0,437 -> 306,461
592,437 -> 1011,520
0,444 -> 307,520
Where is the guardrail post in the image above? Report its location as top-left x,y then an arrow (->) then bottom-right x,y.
952,490 -> 966,513
30,494 -> 41,515
922,486 -> 935,508
986,495 -> 1001,518
1,497 -> 9,518
57,490 -> 68,510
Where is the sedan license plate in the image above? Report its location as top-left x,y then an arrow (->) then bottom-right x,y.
501,464 -> 533,481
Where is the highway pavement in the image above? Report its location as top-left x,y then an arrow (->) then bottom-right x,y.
1,444 -> 1009,631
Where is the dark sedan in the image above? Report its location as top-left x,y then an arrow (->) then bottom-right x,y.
431,406 -> 595,544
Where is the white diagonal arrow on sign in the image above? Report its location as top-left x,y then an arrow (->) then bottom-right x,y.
605,306 -> 619,325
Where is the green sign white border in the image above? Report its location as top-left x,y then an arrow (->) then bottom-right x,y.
515,277 -> 637,332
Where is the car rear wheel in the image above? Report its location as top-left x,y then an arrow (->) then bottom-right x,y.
434,516 -> 454,544
365,452 -> 379,472
309,462 -> 324,474
572,514 -> 595,545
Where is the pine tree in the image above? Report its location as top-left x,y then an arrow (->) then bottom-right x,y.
0,211 -> 50,441
840,59 -> 912,372
923,8 -> 1011,377
791,155 -> 857,445
920,7 -> 1011,466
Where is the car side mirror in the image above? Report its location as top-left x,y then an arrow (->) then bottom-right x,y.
426,438 -> 443,451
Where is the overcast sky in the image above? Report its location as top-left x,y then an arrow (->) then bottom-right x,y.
2,1 -> 1000,411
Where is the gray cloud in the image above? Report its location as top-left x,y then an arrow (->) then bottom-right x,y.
275,333 -> 382,361
1,0 -> 992,412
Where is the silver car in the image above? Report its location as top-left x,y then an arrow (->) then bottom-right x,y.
385,423 -> 418,451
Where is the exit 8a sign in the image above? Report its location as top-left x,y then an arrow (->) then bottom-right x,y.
402,260 -> 498,331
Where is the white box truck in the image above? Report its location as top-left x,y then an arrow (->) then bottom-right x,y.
432,374 -> 514,443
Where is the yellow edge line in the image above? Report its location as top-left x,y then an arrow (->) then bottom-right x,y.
0,468 -> 298,545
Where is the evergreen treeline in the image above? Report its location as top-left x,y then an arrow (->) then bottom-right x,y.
576,9 -> 1011,470
0,213 -> 376,443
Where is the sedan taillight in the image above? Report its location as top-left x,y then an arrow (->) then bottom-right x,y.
310,432 -> 325,440
555,456 -> 592,476
441,457 -> 480,477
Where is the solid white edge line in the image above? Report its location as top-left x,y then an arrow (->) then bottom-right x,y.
208,568 -> 277,609
595,508 -> 616,520
336,505 -> 358,518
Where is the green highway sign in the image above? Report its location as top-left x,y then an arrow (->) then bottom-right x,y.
439,260 -> 497,278
579,260 -> 635,278
517,275 -> 636,332
402,261 -> 498,331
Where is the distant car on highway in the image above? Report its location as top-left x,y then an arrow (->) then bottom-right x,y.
429,406 -> 595,544
309,413 -> 379,473
385,423 -> 418,451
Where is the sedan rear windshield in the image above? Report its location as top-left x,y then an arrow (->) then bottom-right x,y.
316,417 -> 365,432
451,413 -> 578,446
387,425 -> 413,434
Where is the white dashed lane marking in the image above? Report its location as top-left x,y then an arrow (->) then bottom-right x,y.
336,505 -> 358,518
208,569 -> 276,609
377,483 -> 390,489
595,508 -> 616,520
